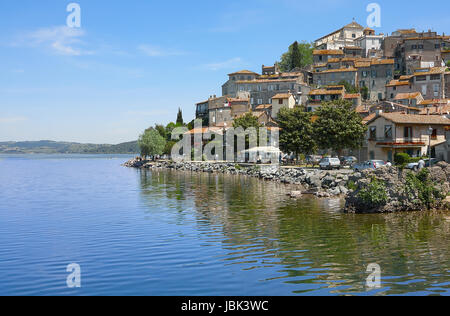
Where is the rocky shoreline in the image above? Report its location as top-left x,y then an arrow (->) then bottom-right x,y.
124,158 -> 356,198
124,158 -> 450,214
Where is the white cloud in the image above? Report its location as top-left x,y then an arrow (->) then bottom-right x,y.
201,57 -> 245,71
0,116 -> 28,124
138,44 -> 186,57
19,26 -> 92,56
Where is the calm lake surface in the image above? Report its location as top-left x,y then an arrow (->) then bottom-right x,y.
0,154 -> 449,296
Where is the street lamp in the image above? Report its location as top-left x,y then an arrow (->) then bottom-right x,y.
427,126 -> 434,168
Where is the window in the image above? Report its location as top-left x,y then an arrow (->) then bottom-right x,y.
418,44 -> 424,49
412,45 -> 418,49
371,70 -> 377,78
257,85 -> 262,91
435,44 -> 441,49
430,74 -> 440,80
404,127 -> 412,139
370,151 -> 375,160
431,129 -> 438,140
386,69 -> 392,77
422,85 -> 427,96
385,125 -> 393,139
278,99 -> 283,105
352,34 -> 356,38
416,75 -> 426,82
257,99 -> 263,105
369,126 -> 377,140
434,84 -> 439,97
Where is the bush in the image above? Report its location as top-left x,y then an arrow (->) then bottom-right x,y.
405,169 -> 444,207
394,153 -> 411,166
347,180 -> 357,191
357,177 -> 388,206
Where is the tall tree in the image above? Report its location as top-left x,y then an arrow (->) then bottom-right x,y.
138,128 -> 166,160
278,41 -> 314,72
290,41 -> 302,71
176,108 -> 184,126
277,107 -> 317,159
312,100 -> 367,156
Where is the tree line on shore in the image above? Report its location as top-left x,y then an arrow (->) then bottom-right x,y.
138,100 -> 368,161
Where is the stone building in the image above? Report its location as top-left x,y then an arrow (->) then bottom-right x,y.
356,59 -> 394,101
314,21 -> 364,50
384,29 -> 450,75
222,70 -> 259,97
364,112 -> 450,161
355,27 -> 385,58
306,85 -> 361,112
271,93 -> 296,119
222,65 -> 310,108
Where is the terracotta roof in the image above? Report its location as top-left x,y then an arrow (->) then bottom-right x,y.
385,80 -> 410,87
313,50 -> 344,56
255,104 -> 273,110
236,78 -> 297,84
344,46 -> 363,50
344,93 -> 361,99
317,67 -> 357,74
362,113 -> 377,124
413,67 -> 446,76
419,105 -> 450,115
355,105 -> 370,113
228,70 -> 259,76
372,59 -> 394,65
368,113 -> 450,125
395,29 -> 417,35
309,88 -> 345,96
272,93 -> 293,99
394,92 -> 422,100
185,127 -> 225,135
419,99 -> 450,106
399,75 -> 414,80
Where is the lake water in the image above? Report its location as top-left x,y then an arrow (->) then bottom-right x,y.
0,154 -> 449,296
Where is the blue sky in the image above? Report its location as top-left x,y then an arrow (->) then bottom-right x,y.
1,0 -> 449,144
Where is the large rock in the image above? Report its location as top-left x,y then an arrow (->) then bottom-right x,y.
345,164 -> 450,214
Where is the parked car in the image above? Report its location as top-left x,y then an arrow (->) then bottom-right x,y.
340,156 -> 358,167
353,160 -> 387,172
319,157 -> 341,170
406,158 -> 439,171
306,155 -> 322,166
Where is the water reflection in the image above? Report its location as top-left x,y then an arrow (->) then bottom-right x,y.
138,169 -> 450,295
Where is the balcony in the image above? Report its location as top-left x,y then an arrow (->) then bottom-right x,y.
372,137 -> 426,148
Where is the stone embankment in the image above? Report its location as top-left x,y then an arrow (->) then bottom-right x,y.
125,158 -> 450,213
124,158 -> 358,198
345,162 -> 450,213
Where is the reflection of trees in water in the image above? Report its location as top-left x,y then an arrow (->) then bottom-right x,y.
138,169 -> 450,295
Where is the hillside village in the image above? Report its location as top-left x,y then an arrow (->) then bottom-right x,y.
192,21 -> 450,163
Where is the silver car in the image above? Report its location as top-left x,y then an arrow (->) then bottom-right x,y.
353,160 -> 386,172
319,158 -> 341,170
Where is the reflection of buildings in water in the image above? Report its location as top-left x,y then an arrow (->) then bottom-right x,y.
137,169 -> 450,295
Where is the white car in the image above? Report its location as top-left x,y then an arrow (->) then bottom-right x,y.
319,158 -> 341,170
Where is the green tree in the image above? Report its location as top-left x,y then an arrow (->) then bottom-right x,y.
277,107 -> 317,159
155,124 -> 167,140
313,100 -> 367,156
360,86 -> 369,100
138,128 -> 166,160
278,41 -> 313,72
290,41 -> 302,71
232,112 -> 262,130
338,80 -> 359,94
176,108 -> 184,125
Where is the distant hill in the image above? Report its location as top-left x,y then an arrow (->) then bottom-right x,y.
0,140 -> 139,154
